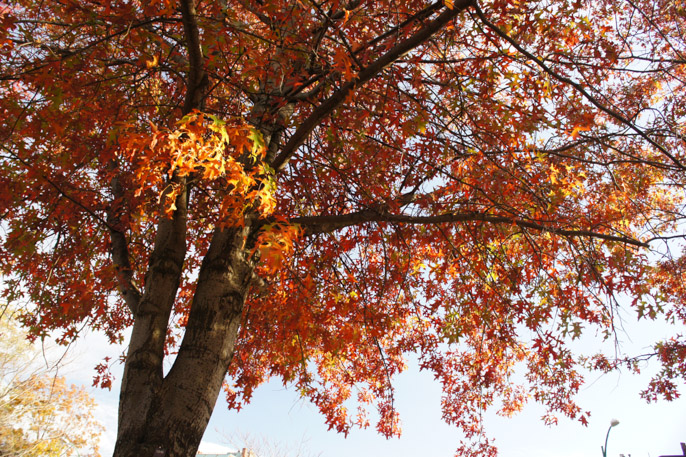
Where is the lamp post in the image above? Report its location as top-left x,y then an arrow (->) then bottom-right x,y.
601,419 -> 620,457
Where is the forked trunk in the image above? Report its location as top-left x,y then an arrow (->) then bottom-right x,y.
113,225 -> 257,457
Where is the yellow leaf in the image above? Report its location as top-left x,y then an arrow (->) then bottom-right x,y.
145,54 -> 159,69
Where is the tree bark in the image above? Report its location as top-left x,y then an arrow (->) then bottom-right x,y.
113,223 -> 258,457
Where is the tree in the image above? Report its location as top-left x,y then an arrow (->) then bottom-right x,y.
0,308 -> 102,457
1,0 -> 685,456
221,430 -> 321,457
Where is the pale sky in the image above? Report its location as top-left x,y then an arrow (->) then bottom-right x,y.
64,313 -> 685,457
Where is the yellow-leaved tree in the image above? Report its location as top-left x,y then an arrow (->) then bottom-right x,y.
0,308 -> 102,457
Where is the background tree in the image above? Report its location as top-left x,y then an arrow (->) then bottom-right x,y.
221,430 -> 322,457
0,308 -> 103,457
1,1 -> 685,457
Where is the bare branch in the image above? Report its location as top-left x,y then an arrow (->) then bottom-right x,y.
107,168 -> 141,314
293,210 -> 648,247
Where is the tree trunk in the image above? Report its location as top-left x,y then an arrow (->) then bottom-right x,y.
113,223 -> 257,457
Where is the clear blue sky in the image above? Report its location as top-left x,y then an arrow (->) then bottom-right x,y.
66,313 -> 685,457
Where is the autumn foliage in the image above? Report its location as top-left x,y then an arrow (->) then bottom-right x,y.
0,310 -> 102,457
1,0 -> 686,456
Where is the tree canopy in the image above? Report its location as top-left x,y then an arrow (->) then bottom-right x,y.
1,0 -> 685,456
0,309 -> 102,457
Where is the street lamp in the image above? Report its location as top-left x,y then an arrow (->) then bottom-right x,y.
601,419 -> 620,457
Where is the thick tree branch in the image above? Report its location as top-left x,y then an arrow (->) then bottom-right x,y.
107,170 -> 141,314
116,0 -> 203,427
293,210 -> 648,247
116,179 -> 189,453
271,0 -> 474,172
180,0 -> 208,113
115,0 -> 203,431
120,0 -> 202,381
